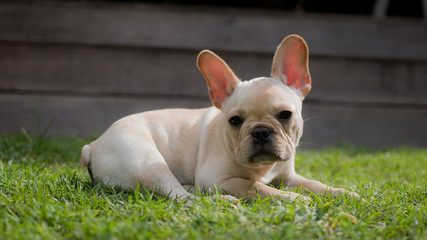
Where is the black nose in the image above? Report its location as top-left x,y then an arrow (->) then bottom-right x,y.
252,127 -> 272,144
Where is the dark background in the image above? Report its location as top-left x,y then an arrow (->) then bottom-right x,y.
1,0 -> 426,149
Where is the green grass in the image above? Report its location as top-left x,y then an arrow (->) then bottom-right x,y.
1,134 -> 426,239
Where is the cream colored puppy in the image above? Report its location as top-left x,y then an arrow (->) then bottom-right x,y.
81,35 -> 359,203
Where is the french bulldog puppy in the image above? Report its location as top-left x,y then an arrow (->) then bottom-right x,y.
81,35 -> 359,203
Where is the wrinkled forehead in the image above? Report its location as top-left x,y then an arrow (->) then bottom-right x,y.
225,77 -> 302,113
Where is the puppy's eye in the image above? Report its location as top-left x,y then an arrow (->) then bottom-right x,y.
278,111 -> 292,121
229,116 -> 243,126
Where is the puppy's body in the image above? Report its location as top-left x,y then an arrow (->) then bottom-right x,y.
84,108 -> 206,190
82,79 -> 298,198
81,35 -> 360,203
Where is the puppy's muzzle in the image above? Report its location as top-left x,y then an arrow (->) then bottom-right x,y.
249,126 -> 281,164
252,127 -> 272,145
251,127 -> 276,155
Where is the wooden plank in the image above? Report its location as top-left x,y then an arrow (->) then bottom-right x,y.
302,103 -> 427,149
0,94 -> 211,136
373,0 -> 389,18
0,44 -> 207,97
0,2 -> 426,60
1,44 -> 426,105
424,0 -> 427,20
1,94 -> 426,148
308,57 -> 427,105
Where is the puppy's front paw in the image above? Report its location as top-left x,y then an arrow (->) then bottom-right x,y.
347,191 -> 367,203
295,194 -> 312,205
335,188 -> 366,202
282,192 -> 311,205
212,194 -> 240,204
346,191 -> 360,198
182,195 -> 199,206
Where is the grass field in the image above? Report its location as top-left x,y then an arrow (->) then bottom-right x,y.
0,133 -> 426,239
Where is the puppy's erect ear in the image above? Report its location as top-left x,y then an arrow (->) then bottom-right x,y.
271,35 -> 311,97
197,50 -> 241,109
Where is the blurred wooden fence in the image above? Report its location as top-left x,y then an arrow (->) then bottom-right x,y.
1,1 -> 426,148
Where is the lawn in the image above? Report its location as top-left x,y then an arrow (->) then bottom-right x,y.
0,133 -> 426,239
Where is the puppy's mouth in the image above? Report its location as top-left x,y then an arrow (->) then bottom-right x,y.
239,126 -> 293,166
248,144 -> 283,164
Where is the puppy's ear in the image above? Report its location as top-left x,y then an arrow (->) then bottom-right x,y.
271,35 -> 311,97
197,50 -> 241,109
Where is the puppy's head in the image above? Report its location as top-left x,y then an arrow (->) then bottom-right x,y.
197,35 -> 311,167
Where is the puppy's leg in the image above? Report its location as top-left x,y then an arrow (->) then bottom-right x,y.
148,167 -> 193,200
90,134 -> 193,201
218,178 -> 311,203
182,184 -> 239,203
133,160 -> 193,200
287,174 -> 360,198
